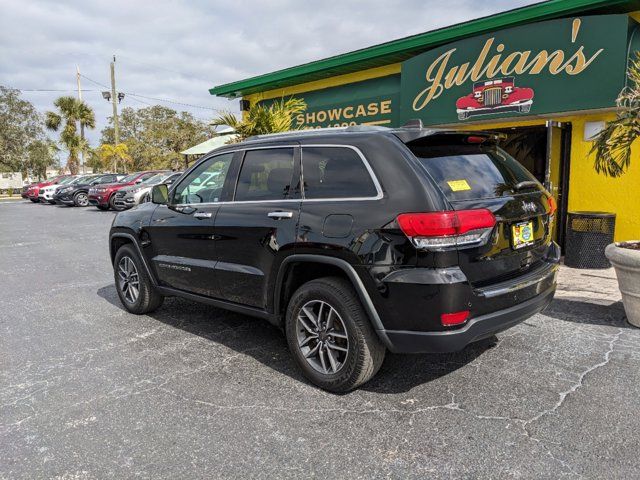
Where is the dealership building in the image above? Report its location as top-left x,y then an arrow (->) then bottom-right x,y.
210,0 -> 640,244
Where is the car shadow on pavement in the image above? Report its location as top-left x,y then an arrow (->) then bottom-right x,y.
543,298 -> 631,328
97,284 -> 493,394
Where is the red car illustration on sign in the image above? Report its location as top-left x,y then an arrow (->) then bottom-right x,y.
456,77 -> 534,120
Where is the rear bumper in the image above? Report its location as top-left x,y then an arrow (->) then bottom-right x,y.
382,283 -> 555,353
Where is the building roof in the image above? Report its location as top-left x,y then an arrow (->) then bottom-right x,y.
210,0 -> 640,98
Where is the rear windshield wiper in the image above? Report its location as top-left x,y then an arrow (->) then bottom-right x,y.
512,180 -> 539,192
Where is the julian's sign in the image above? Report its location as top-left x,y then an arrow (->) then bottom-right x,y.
400,15 -> 634,125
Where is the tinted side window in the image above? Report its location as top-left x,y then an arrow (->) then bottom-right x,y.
301,147 -> 377,199
235,148 -> 294,201
172,153 -> 234,204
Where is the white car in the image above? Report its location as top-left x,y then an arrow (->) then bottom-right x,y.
38,175 -> 88,204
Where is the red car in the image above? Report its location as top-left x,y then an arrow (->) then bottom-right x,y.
25,175 -> 72,203
456,77 -> 534,120
88,171 -> 165,210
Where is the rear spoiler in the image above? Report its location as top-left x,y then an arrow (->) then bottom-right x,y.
391,119 -> 505,145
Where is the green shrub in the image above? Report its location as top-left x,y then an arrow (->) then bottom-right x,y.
7,188 -> 13,197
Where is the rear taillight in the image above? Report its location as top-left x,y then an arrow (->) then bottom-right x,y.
546,196 -> 557,216
397,209 -> 496,250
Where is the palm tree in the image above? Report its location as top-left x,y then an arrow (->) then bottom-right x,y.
211,97 -> 306,142
591,53 -> 640,177
99,143 -> 132,173
45,96 -> 95,175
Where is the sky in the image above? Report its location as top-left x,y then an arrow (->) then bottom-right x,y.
0,0 -> 540,152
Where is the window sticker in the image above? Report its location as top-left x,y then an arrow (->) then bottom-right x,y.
447,179 -> 471,191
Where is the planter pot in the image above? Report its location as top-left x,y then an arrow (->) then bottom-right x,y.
605,242 -> 640,328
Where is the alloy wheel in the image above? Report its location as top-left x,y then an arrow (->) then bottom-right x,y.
296,300 -> 349,375
117,256 -> 140,304
77,193 -> 88,206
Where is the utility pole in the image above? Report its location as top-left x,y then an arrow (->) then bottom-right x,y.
110,55 -> 120,172
76,65 -> 86,174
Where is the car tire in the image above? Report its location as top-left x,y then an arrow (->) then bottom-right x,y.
47,200 -> 56,205
113,244 -> 164,314
108,195 -> 119,211
29,198 -> 38,203
73,191 -> 89,207
285,276 -> 385,392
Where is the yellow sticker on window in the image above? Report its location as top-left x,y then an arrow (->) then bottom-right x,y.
447,180 -> 471,192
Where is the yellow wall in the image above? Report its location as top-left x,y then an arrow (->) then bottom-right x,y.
244,63 -> 401,104
566,113 -> 639,242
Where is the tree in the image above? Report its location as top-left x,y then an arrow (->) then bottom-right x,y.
25,140 -> 59,179
211,97 -> 306,142
0,86 -> 56,175
86,147 -> 104,173
101,105 -> 214,170
45,96 -> 95,175
99,143 -> 132,173
591,53 -> 640,177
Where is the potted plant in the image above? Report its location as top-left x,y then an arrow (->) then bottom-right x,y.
592,53 -> 640,327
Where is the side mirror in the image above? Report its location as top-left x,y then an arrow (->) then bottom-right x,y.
135,179 -> 143,184
151,184 -> 169,205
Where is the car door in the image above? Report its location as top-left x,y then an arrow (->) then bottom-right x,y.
143,152 -> 236,297
213,146 -> 301,309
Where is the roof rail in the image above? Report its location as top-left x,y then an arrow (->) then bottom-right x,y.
245,124 -> 390,141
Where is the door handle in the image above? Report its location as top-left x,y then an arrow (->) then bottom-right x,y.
268,211 -> 293,219
193,211 -> 212,219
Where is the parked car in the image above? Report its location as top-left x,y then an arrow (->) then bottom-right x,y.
38,175 -> 82,204
112,171 -> 179,211
88,171 -> 164,210
109,124 -> 560,392
53,174 -> 124,207
25,175 -> 72,203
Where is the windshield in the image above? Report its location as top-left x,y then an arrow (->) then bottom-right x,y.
69,175 -> 91,185
119,173 -> 139,183
141,173 -> 168,185
410,142 -> 540,202
57,176 -> 76,185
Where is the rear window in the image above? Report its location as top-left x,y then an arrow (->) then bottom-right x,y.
410,143 -> 540,201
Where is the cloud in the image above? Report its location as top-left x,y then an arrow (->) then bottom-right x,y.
0,0 -> 538,158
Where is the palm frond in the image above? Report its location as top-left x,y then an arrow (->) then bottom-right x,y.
45,112 -> 61,131
210,96 -> 307,141
591,51 -> 640,177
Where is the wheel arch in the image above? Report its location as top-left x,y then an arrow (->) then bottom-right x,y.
109,232 -> 158,286
274,255 -> 393,349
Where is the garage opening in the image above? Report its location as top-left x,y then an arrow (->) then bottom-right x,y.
494,123 -> 572,249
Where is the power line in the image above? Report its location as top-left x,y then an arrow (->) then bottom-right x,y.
6,88 -> 98,92
79,73 -> 222,112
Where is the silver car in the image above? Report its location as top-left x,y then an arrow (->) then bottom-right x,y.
113,171 -> 182,210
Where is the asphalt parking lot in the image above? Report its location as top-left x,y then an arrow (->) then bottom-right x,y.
1,200 -> 639,479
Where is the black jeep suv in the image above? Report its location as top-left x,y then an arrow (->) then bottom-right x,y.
109,124 -> 560,392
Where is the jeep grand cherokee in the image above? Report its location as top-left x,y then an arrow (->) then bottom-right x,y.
109,123 -> 559,392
